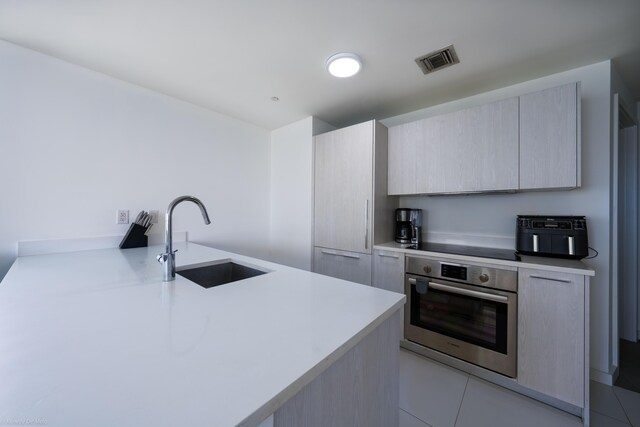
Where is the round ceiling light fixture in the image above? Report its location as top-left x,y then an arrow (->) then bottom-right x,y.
326,53 -> 362,78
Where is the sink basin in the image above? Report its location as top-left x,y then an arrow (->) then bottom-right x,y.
177,260 -> 268,289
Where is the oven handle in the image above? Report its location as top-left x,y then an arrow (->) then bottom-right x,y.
408,277 -> 508,303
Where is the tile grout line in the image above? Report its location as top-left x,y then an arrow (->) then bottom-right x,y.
611,386 -> 635,426
453,375 -> 471,427
590,408 -> 632,426
399,408 -> 434,427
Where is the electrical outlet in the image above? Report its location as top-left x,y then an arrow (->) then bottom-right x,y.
117,209 -> 129,224
149,210 -> 159,224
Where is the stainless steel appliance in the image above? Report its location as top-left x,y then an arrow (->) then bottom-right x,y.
395,208 -> 422,244
516,215 -> 588,259
404,255 -> 518,377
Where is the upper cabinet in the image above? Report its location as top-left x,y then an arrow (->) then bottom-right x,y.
388,122 -> 418,195
519,82 -> 580,190
418,98 -> 519,194
388,82 -> 581,195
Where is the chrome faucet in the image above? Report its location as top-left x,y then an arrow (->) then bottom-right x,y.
157,195 -> 211,281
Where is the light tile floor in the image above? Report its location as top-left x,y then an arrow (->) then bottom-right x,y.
399,348 -> 640,427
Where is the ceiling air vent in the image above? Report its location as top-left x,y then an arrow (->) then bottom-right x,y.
415,45 -> 459,74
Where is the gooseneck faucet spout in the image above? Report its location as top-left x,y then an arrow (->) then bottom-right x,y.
157,195 -> 211,282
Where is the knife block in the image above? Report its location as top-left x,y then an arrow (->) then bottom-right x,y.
119,223 -> 148,249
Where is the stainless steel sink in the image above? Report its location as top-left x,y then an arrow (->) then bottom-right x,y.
176,260 -> 268,289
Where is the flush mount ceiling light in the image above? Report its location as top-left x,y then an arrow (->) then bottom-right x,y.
326,53 -> 362,78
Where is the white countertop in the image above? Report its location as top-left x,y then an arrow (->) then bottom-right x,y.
374,241 -> 595,276
0,243 -> 404,427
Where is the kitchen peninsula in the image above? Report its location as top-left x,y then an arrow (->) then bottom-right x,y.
0,243 -> 404,427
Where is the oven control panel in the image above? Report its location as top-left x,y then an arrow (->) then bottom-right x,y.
405,255 -> 518,293
441,264 -> 467,281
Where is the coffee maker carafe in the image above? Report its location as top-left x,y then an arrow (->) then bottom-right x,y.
395,209 -> 422,244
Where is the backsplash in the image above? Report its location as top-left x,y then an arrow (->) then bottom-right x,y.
423,231 -> 515,249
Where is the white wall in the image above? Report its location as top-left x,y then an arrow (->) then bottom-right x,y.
269,117 -> 334,270
612,66 -> 638,119
0,40 -> 271,280
382,61 -> 614,378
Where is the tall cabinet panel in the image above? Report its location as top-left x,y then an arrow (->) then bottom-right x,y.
519,82 -> 580,190
313,121 -> 395,285
314,121 -> 374,253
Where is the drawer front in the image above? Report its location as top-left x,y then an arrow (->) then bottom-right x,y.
313,247 -> 372,286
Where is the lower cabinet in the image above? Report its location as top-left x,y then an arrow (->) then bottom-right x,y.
517,267 -> 587,407
313,247 -> 372,286
274,310 -> 401,427
372,249 -> 404,293
372,249 -> 405,340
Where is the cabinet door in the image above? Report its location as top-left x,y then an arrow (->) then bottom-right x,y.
388,122 -> 418,195
519,82 -> 579,189
416,98 -> 519,193
459,98 -> 519,192
314,122 -> 373,253
313,247 -> 372,286
372,250 -> 404,293
373,249 -> 405,339
517,267 -> 585,406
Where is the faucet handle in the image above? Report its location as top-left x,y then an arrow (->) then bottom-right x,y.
156,249 -> 178,264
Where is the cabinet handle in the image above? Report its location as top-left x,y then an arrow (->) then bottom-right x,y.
364,199 -> 369,250
321,250 -> 361,260
529,275 -> 571,283
377,253 -> 400,259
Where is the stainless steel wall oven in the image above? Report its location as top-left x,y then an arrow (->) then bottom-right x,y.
404,255 -> 518,377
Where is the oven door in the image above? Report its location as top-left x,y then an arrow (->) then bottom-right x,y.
404,274 -> 517,377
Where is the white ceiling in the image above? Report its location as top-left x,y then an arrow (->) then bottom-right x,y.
1,0 -> 639,130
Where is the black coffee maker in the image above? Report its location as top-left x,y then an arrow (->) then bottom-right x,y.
395,209 -> 422,244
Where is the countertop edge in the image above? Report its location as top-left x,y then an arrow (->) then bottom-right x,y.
239,298 -> 405,427
373,243 -> 595,277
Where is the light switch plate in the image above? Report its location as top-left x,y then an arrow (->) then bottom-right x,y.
149,210 -> 159,224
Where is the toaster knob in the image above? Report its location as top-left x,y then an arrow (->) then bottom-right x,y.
479,273 -> 489,283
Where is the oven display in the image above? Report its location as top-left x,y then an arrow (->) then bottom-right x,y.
441,264 -> 467,281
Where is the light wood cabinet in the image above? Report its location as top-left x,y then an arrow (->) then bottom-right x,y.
519,82 -> 580,190
314,121 -> 374,253
275,311 -> 400,427
372,249 -> 404,293
388,122 -> 418,195
313,247 -> 372,286
313,120 -> 396,285
387,82 -> 581,195
388,98 -> 519,195
517,267 -> 587,408
373,249 -> 405,338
